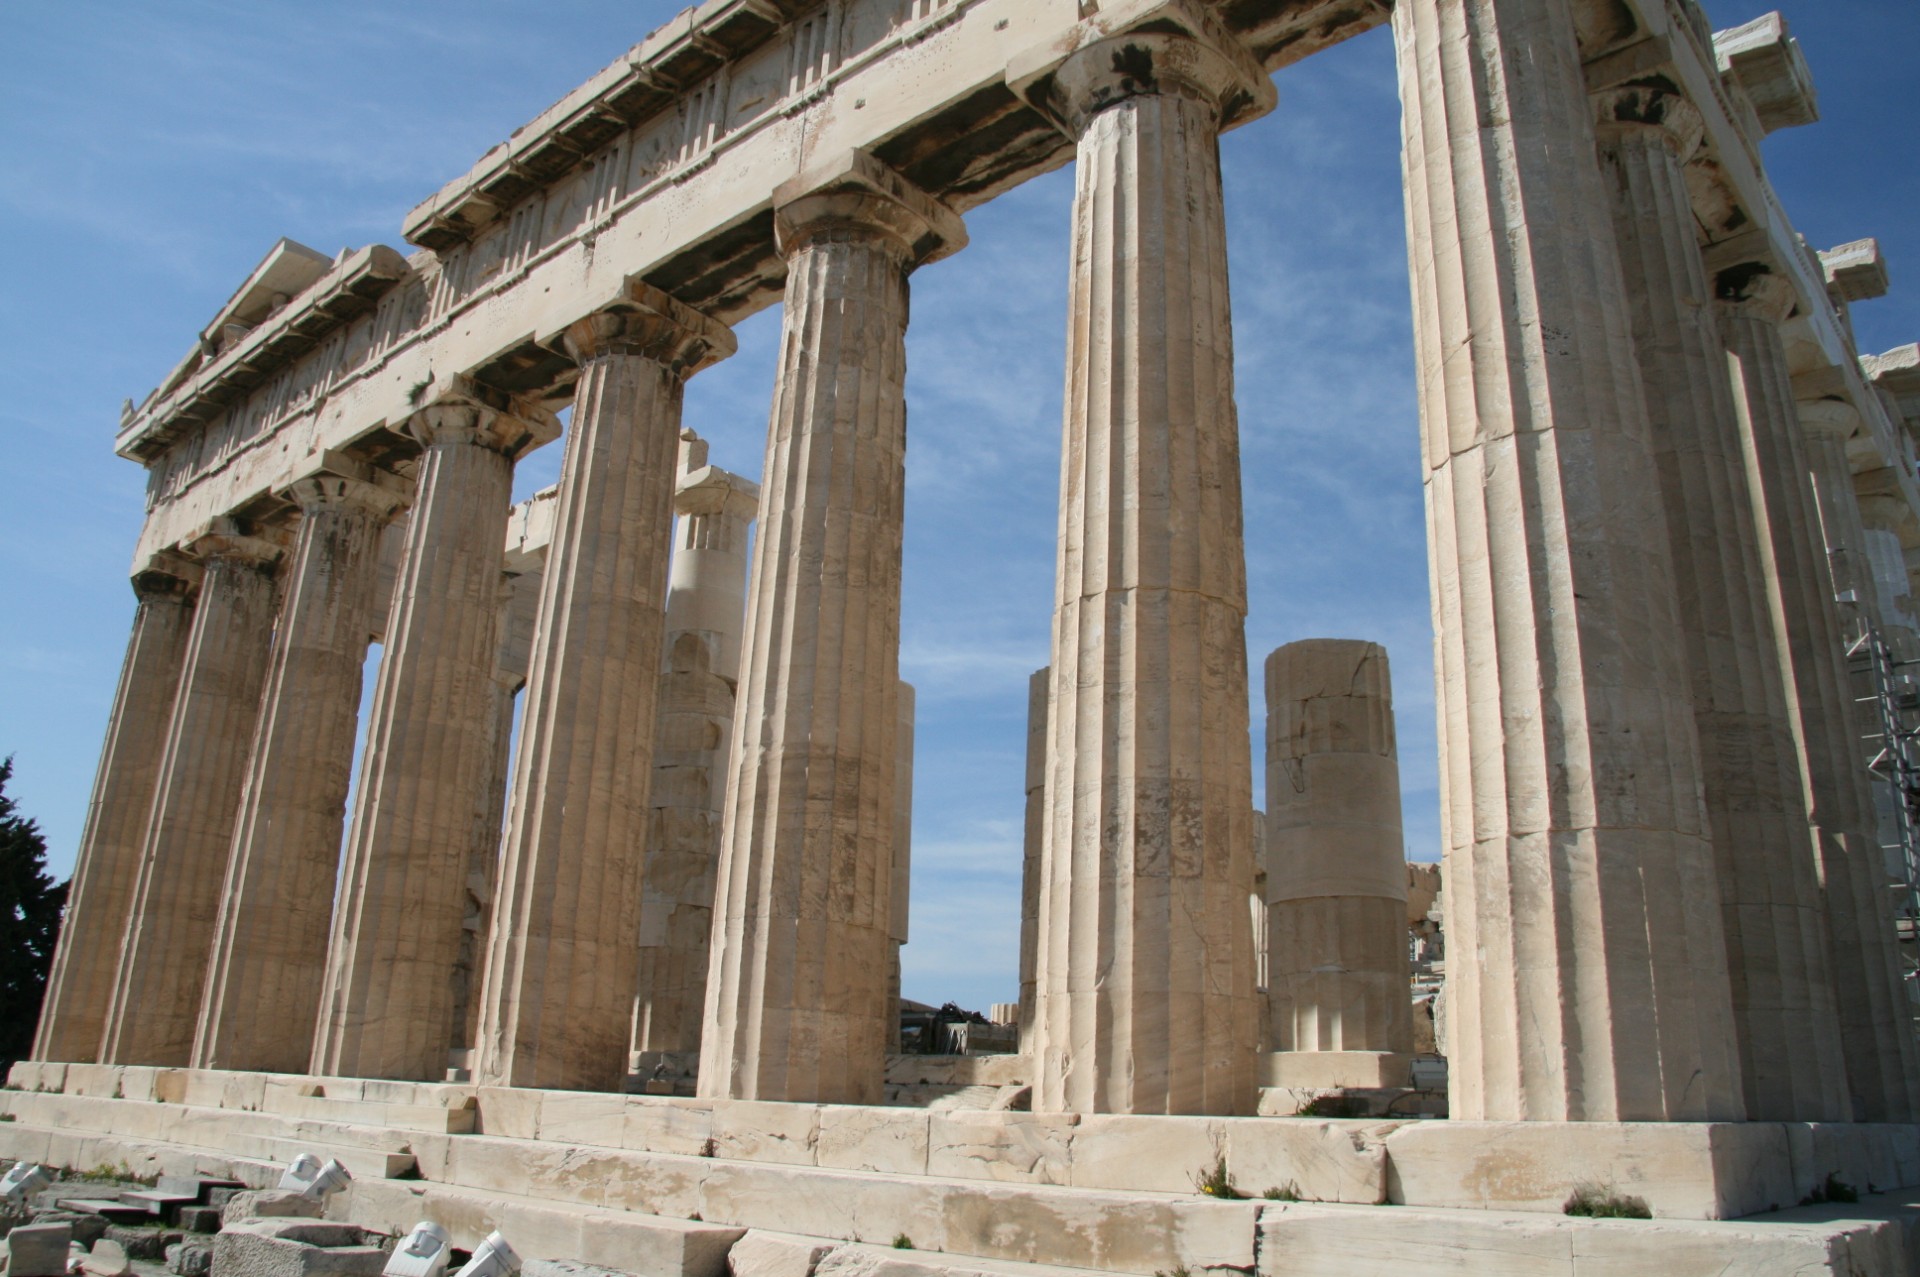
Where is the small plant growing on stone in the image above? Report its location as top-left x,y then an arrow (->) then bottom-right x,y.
1193,1155 -> 1243,1200
1295,1094 -> 1365,1119
1153,1267 -> 1191,1277
891,1235 -> 914,1250
1563,1184 -> 1652,1219
1801,1172 -> 1860,1206
1261,1182 -> 1301,1202
699,1138 -> 717,1158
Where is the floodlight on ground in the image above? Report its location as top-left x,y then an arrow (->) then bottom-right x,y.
0,1163 -> 49,1205
277,1153 -> 324,1191
452,1232 -> 520,1277
300,1159 -> 353,1202
382,1222 -> 451,1277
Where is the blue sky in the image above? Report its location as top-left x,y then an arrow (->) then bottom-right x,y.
1,1 -> 1914,1014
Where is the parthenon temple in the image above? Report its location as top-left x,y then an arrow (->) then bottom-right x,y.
11,0 -> 1920,1273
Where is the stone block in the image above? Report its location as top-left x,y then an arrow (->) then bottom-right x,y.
925,1114 -> 1073,1186
32,1211 -> 108,1248
815,1109 -> 927,1176
1257,1196 -> 1920,1276
178,1209 -> 222,1235
1067,1115 -> 1227,1194
597,1150 -> 706,1220
1261,1053 -> 1412,1091
712,1104 -> 820,1166
536,1095 -> 627,1149
213,1221 -> 385,1277
220,1191 -> 322,1228
103,1224 -> 168,1260
80,1238 -> 130,1276
1382,1120 -> 1794,1219
167,1240 -> 213,1277
622,1101 -> 714,1157
1227,1121 -> 1397,1205
726,1231 -> 838,1277
522,1262 -> 632,1277
473,1089 -> 542,1140
6,1221 -> 73,1277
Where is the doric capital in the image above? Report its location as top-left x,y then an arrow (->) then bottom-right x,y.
1009,2 -> 1275,140
1856,489 -> 1912,534
773,150 -> 967,269
179,516 -> 288,570
1795,397 -> 1862,445
1591,84 -> 1705,162
406,374 -> 561,460
559,280 -> 736,377
280,450 -> 412,523
675,463 -> 761,522
130,551 -> 201,602
1713,261 -> 1798,323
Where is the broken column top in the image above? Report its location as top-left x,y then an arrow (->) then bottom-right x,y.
1265,639 -> 1396,760
1714,13 -> 1819,135
1820,239 -> 1889,303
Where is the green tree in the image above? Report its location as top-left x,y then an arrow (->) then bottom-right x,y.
0,758 -> 66,1070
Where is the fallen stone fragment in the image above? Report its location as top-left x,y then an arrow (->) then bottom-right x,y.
213,1220 -> 385,1277
7,1221 -> 74,1277
218,1193 -> 320,1230
167,1239 -> 213,1277
78,1238 -> 129,1277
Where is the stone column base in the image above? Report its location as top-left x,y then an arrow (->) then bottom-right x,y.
1263,1051 -> 1413,1091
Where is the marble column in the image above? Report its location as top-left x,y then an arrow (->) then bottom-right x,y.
633,437 -> 758,1059
101,523 -> 284,1066
313,378 -> 557,1082
1799,400 -> 1875,615
1024,26 -> 1270,1116
1595,90 -> 1847,1121
887,681 -> 916,1054
1719,265 -> 1920,1121
1395,0 -> 1741,1121
192,459 -> 409,1074
1856,490 -> 1920,655
1264,641 -> 1413,1089
1017,667 -> 1047,1044
699,152 -> 962,1104
33,558 -> 198,1063
474,283 -> 734,1092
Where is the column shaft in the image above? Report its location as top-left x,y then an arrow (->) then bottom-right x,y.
33,567 -> 196,1062
476,290 -> 733,1091
194,470 -> 404,1073
1722,283 -> 1920,1121
1264,641 -> 1413,1074
634,450 -> 757,1058
1017,667 -> 1048,1043
101,531 -> 282,1065
1030,32 -> 1266,1115
1597,104 -> 1847,1120
314,387 -> 554,1081
700,158 -> 959,1104
1394,0 -> 1740,1121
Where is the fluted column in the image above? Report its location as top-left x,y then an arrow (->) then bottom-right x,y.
1719,266 -> 1920,1121
101,523 -> 284,1065
699,152 -> 963,1104
1595,90 -> 1846,1120
634,439 -> 759,1059
1017,666 -> 1047,1044
886,681 -> 916,1055
474,284 -> 734,1092
1022,25 -> 1270,1116
1264,641 -> 1414,1087
314,379 -> 557,1082
193,459 -> 409,1073
33,559 -> 198,1062
1395,0 -> 1740,1121
1856,491 -> 1920,657
1799,400 -> 1876,613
